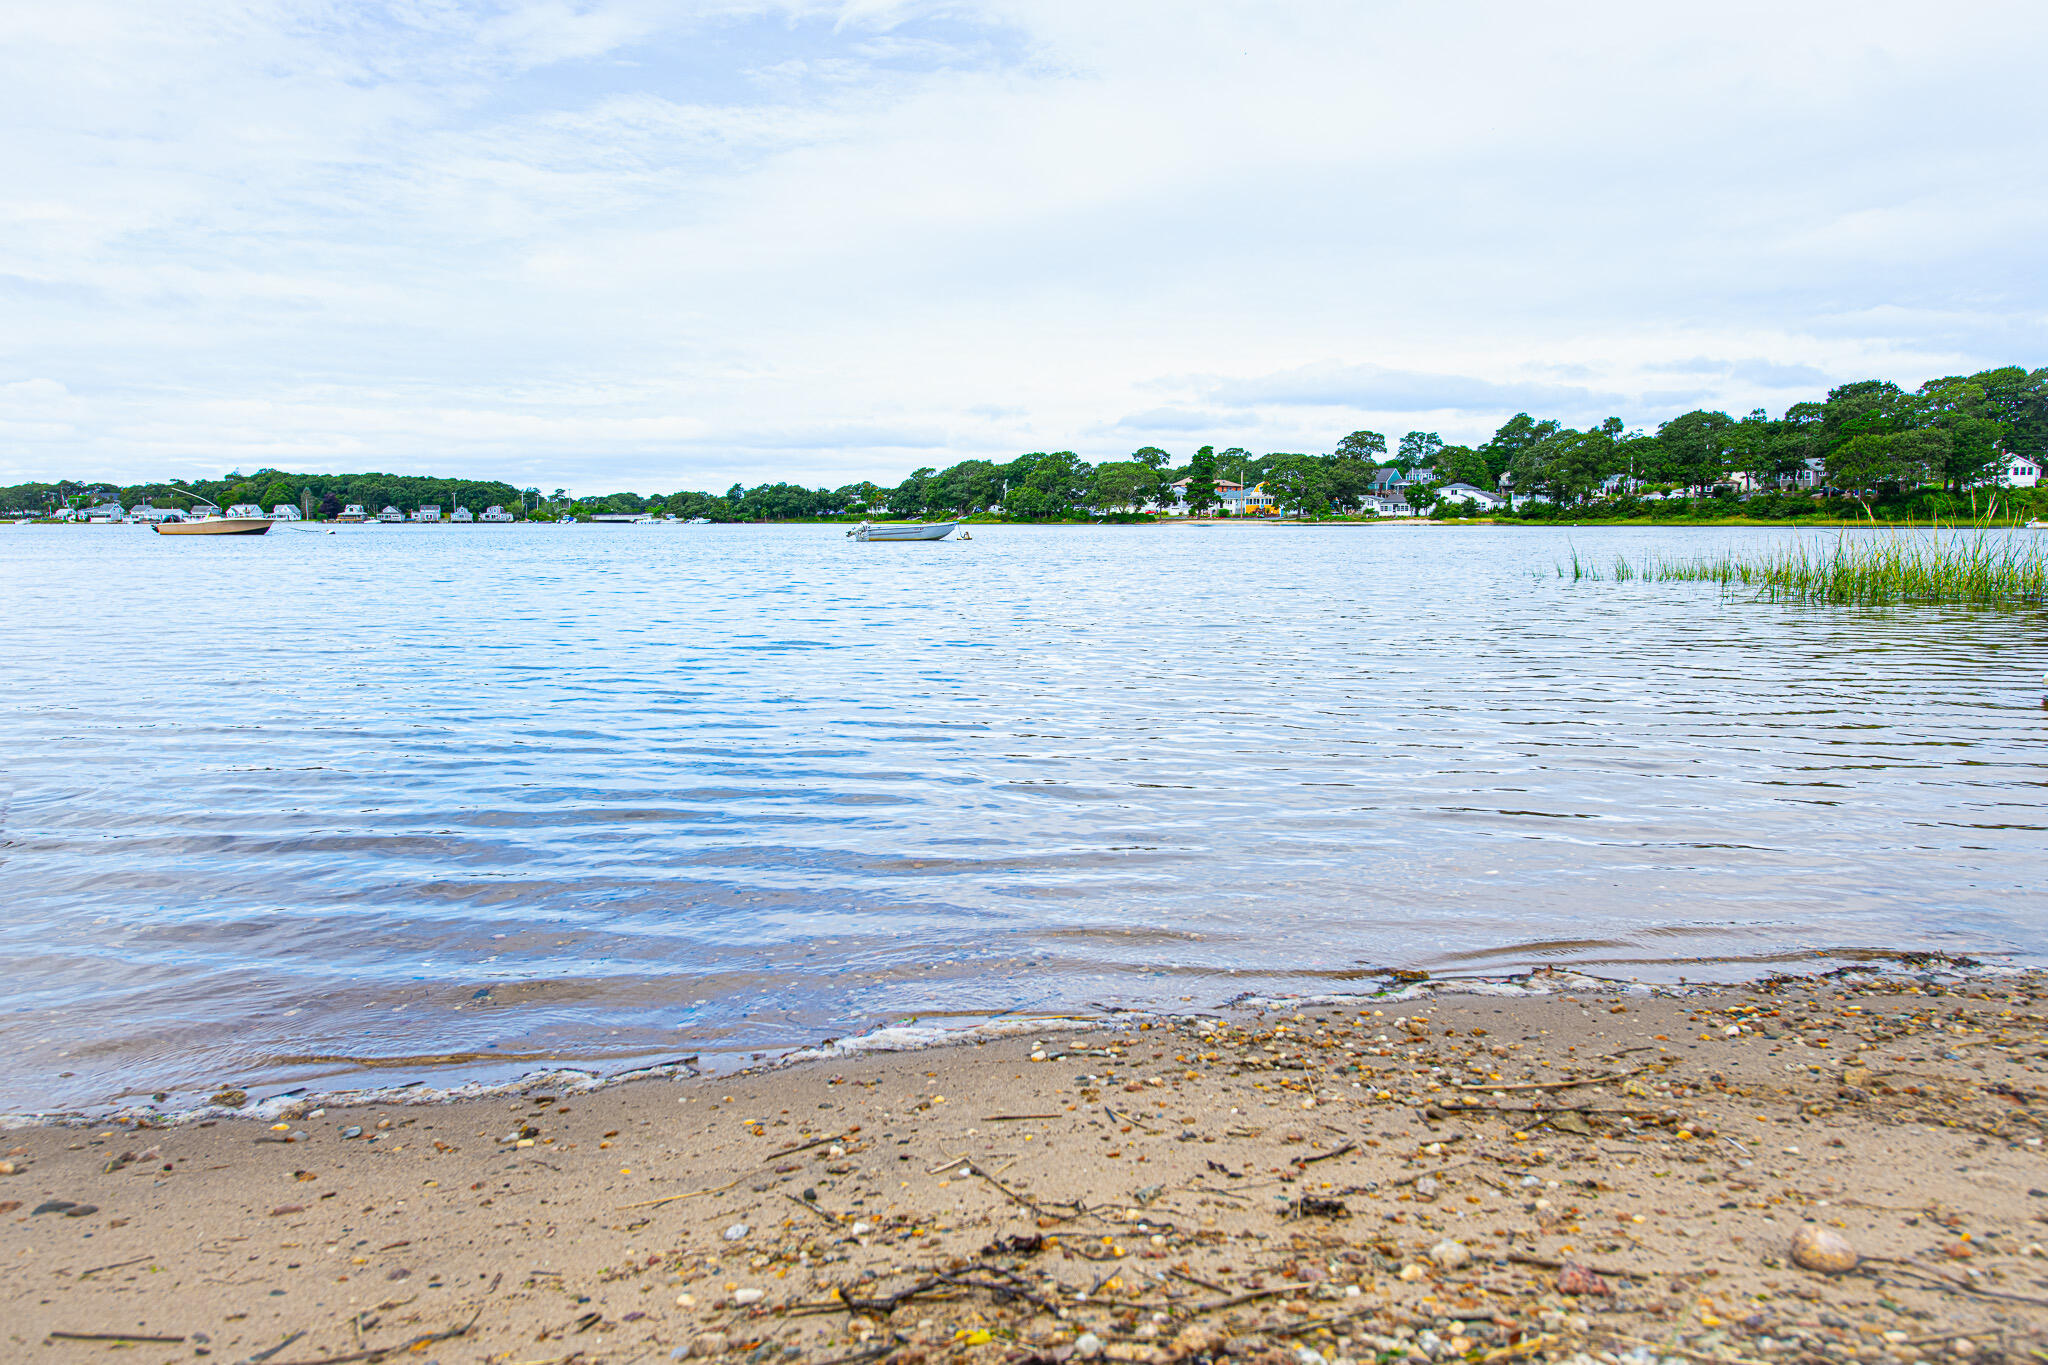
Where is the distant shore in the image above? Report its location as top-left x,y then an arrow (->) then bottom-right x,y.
7,967 -> 2044,1364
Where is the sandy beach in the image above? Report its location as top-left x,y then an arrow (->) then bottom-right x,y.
7,970 -> 2047,1365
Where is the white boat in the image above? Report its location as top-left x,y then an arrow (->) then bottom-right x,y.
847,520 -> 957,541
155,515 -> 270,536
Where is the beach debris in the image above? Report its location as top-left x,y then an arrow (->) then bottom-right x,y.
339,1126 -> 364,1139
1286,1195 -> 1348,1219
1557,1262 -> 1609,1295
1428,1239 -> 1471,1270
0,1201 -> 20,1214
1790,1224 -> 1859,1273
723,1222 -> 750,1241
32,1200 -> 77,1215
269,1204 -> 306,1217
210,1088 -> 248,1109
981,1233 -> 1045,1257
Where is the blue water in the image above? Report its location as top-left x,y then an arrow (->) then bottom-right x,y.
3,522 -> 2044,1111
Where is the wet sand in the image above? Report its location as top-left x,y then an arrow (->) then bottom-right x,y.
7,971 -> 2048,1365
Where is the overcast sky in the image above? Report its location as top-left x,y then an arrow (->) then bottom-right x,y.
2,1 -> 2044,493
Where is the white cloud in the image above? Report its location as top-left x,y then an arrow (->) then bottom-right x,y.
0,0 -> 2043,489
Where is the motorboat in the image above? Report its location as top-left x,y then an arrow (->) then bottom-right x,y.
847,520 -> 957,541
154,514 -> 270,536
152,495 -> 270,535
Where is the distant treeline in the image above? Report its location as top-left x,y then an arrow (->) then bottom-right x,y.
8,365 -> 2043,522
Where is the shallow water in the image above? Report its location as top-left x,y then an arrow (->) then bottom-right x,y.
3,522 -> 2044,1111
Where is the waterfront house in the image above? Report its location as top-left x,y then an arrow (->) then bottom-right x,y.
270,504 -> 301,521
479,505 -> 514,522
412,504 -> 442,523
1434,482 -> 1504,512
83,501 -> 126,521
336,504 -> 367,522
450,505 -> 474,522
225,503 -> 267,519
378,505 -> 404,522
1997,452 -> 2041,488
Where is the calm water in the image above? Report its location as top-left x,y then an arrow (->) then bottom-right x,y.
3,522 -> 2045,1111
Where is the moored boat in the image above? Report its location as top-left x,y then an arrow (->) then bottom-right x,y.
847,520 -> 957,541
154,516 -> 271,536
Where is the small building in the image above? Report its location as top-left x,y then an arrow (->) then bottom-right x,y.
412,504 -> 442,523
378,506 -> 405,522
225,503 -> 267,519
336,504 -> 367,522
479,505 -> 514,522
270,504 -> 301,521
449,505 -> 474,522
1997,453 -> 2040,488
83,501 -> 126,521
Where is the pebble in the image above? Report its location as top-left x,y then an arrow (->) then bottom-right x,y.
690,1331 -> 729,1357
1074,1331 -> 1104,1360
723,1222 -> 750,1241
339,1126 -> 364,1139
1790,1224 -> 1858,1274
732,1287 -> 764,1305
0,1161 -> 18,1176
1413,1176 -> 1439,1199
1429,1239 -> 1470,1270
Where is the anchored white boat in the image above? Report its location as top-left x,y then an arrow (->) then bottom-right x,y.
847,520 -> 957,541
151,496 -> 271,536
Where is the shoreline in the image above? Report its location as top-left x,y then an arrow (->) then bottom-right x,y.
3,958 -> 2014,1130
7,967 -> 2045,1364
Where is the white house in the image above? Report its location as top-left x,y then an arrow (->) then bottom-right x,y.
83,501 -> 125,521
479,505 -> 514,522
412,504 -> 441,523
378,505 -> 405,522
1217,480 -> 1275,516
225,503 -> 267,518
449,505 -> 474,522
1997,453 -> 2040,488
1434,482 -> 1504,512
336,504 -> 367,522
270,504 -> 301,521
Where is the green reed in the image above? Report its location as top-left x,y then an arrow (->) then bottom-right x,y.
1559,526 -> 2048,607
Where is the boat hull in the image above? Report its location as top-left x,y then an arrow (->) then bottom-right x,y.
852,522 -> 957,541
153,518 -> 272,536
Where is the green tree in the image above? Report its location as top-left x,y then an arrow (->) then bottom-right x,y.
1264,455 -> 1329,517
1089,461 -> 1154,514
1655,410 -> 1736,493
1334,429 -> 1387,463
1182,446 -> 1219,515
1394,431 -> 1443,472
1481,414 -> 1561,490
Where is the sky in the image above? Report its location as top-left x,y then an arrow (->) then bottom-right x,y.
2,1 -> 2044,495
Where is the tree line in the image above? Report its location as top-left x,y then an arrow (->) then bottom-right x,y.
6,365 -> 2041,523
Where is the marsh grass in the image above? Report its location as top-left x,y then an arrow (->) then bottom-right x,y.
1556,526 -> 2048,607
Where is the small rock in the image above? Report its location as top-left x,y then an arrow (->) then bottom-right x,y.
210,1089 -> 249,1109
1074,1331 -> 1104,1359
690,1331 -> 729,1357
850,1221 -> 872,1236
339,1126 -> 364,1139
1412,1176 -> 1439,1200
1398,1263 -> 1428,1282
1172,1325 -> 1225,1357
732,1287 -> 764,1305
31,1200 -> 76,1215
1789,1225 -> 1858,1274
63,1204 -> 99,1218
0,1160 -> 19,1176
1558,1262 -> 1609,1295
270,1204 -> 306,1217
723,1222 -> 750,1241
1429,1239 -> 1470,1270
